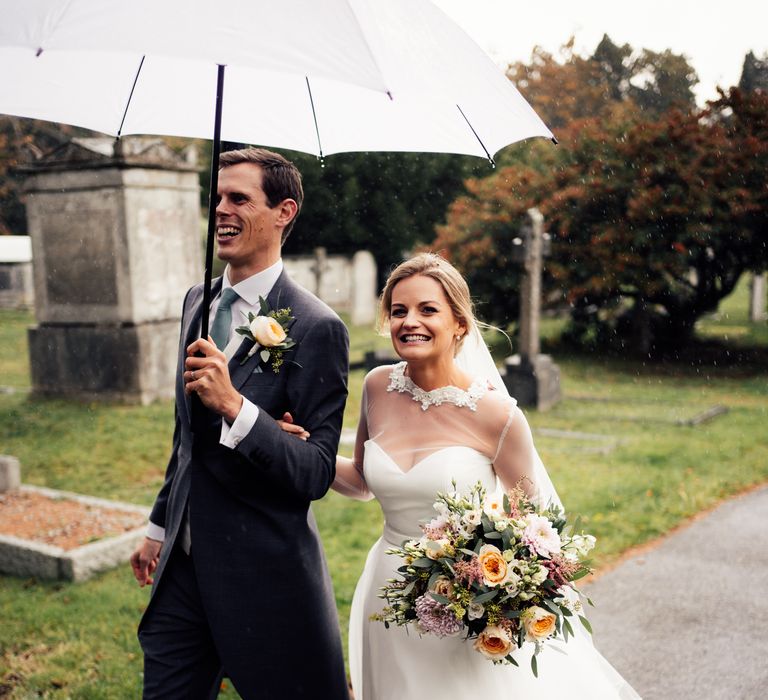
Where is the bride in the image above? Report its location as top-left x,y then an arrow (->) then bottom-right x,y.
282,253 -> 640,699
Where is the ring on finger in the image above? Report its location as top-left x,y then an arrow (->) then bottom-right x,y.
192,371 -> 196,381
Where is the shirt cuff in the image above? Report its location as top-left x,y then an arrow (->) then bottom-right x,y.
220,396 -> 259,448
146,521 -> 165,542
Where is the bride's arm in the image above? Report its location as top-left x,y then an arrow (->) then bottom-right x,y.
491,403 -> 539,499
332,384 -> 373,501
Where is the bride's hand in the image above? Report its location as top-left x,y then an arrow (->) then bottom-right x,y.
276,411 -> 310,440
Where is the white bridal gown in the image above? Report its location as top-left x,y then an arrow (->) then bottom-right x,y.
339,363 -> 640,700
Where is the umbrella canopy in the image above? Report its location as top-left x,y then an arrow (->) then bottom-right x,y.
0,0 -> 553,159
0,0 -> 554,335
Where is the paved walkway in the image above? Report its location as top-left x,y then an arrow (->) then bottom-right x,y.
584,484 -> 768,699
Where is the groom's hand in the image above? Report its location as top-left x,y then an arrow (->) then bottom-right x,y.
130,537 -> 162,587
184,336 -> 243,422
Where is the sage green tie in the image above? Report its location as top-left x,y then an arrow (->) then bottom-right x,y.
210,287 -> 240,350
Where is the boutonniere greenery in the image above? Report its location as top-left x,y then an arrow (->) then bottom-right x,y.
235,296 -> 296,373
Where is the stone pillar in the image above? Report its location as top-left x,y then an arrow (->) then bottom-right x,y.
749,273 -> 767,322
351,250 -> 377,325
502,208 -> 561,411
21,137 -> 202,404
0,455 -> 21,492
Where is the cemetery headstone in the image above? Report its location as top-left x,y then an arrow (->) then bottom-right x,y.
20,137 -> 202,403
502,208 -> 562,410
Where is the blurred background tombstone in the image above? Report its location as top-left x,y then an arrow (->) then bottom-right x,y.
749,272 -> 767,322
0,235 -> 34,309
283,248 -> 377,325
502,208 -> 562,410
20,137 -> 201,403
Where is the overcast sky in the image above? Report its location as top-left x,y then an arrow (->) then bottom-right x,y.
432,0 -> 768,104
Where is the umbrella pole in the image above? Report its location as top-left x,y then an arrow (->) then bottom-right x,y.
200,64 -> 226,339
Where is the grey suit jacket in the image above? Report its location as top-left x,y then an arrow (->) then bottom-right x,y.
144,269 -> 350,697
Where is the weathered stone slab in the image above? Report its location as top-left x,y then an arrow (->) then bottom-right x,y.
28,320 -> 179,404
0,485 -> 149,582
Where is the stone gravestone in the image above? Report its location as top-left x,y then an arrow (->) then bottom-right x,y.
749,273 -> 767,322
20,137 -> 202,403
502,208 -> 561,410
350,250 -> 377,325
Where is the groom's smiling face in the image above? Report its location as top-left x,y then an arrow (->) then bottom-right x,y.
215,163 -> 284,280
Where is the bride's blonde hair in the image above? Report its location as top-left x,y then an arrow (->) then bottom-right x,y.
379,253 -> 477,356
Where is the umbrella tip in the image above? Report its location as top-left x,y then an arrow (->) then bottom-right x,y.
35,47 -> 43,57
387,91 -> 393,101
551,136 -> 559,146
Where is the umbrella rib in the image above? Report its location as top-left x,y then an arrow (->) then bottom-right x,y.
456,104 -> 495,167
117,55 -> 146,138
305,77 -> 324,161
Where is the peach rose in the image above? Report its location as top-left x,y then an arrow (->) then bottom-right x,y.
478,544 -> 510,586
473,625 -> 515,660
522,606 -> 557,641
250,316 -> 287,346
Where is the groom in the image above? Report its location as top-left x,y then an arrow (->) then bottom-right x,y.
130,148 -> 350,698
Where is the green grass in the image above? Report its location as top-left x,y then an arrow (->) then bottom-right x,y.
696,273 -> 768,347
1,294 -> 766,697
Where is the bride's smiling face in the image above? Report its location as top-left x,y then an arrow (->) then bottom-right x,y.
389,274 -> 465,364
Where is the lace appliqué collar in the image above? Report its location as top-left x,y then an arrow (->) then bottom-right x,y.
386,362 -> 487,412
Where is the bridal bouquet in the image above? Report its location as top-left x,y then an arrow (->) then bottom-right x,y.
374,481 -> 596,675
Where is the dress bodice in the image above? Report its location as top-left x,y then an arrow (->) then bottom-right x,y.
363,440 -> 498,544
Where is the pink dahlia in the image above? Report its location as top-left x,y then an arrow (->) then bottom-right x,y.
415,595 -> 463,637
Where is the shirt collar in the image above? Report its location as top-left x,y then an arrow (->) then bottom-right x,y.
222,259 -> 283,306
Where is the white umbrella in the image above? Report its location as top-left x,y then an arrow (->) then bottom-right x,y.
0,0 -> 554,332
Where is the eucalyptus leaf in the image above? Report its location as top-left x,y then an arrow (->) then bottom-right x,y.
563,617 -> 574,638
579,615 -> 593,634
540,598 -> 560,616
260,349 -> 271,363
258,296 -> 270,315
483,531 -> 502,540
472,589 -> 499,604
571,568 -> 590,581
410,558 -> 433,569
429,592 -> 451,605
531,654 -> 538,678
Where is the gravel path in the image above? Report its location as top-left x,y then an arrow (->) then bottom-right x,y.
584,484 -> 768,700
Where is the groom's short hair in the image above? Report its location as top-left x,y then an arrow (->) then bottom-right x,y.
219,147 -> 304,242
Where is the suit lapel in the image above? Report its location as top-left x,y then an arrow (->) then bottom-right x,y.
228,269 -> 294,390
182,277 -> 223,422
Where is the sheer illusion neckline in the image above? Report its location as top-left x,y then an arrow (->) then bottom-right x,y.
386,362 -> 487,411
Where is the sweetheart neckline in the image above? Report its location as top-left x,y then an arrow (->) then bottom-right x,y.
364,439 -> 491,476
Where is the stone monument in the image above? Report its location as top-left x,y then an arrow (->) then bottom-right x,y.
749,272 -> 767,322
20,137 -> 202,403
502,208 -> 561,410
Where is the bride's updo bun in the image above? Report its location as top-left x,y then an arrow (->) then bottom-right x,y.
379,252 -> 477,356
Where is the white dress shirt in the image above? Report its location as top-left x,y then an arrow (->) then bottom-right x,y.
146,260 -> 283,543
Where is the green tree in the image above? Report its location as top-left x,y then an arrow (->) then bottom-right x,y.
739,51 -> 768,92
285,151 -> 487,282
434,89 -> 768,354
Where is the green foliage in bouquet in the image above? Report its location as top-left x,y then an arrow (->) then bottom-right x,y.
374,481 -> 596,675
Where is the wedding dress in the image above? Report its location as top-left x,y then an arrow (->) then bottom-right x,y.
340,358 -> 641,700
